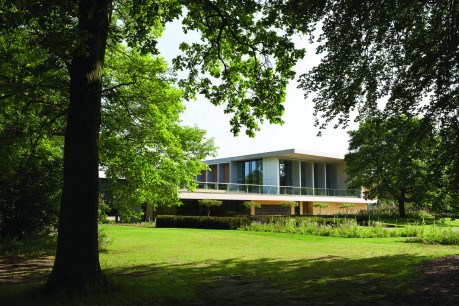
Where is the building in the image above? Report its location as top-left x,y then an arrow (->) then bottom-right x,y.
178,149 -> 374,216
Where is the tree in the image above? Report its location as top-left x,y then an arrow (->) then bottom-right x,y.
243,201 -> 262,209
281,201 -> 299,215
1,0 -> 309,291
0,26 -> 66,238
243,201 -> 261,215
100,46 -> 216,219
312,203 -> 329,215
339,203 -> 355,216
297,0 -> 459,203
198,199 -> 223,217
0,137 -> 62,238
345,116 -> 436,217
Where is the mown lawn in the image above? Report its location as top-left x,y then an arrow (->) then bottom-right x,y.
1,225 -> 459,305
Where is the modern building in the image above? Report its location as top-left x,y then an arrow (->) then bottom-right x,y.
178,149 -> 374,216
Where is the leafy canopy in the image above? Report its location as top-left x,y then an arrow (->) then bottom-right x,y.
100,46 -> 216,215
297,1 -> 459,201
345,115 -> 436,217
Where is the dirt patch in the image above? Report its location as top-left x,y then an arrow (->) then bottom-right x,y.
0,256 -> 54,284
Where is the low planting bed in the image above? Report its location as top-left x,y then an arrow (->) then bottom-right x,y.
156,215 -> 459,244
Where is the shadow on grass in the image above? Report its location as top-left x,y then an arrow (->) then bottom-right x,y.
1,253 -> 433,306
0,235 -> 56,258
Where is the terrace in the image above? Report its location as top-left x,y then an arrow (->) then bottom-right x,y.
195,181 -> 361,198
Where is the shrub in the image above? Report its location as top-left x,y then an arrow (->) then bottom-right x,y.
156,215 -> 250,230
240,216 -> 459,243
0,150 -> 62,238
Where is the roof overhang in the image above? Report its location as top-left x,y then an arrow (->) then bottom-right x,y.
204,148 -> 344,164
179,191 -> 375,204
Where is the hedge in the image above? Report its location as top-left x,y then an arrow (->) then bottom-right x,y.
156,215 -> 250,230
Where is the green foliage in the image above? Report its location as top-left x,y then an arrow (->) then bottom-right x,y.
0,234 -> 57,258
98,227 -> 112,251
98,196 -> 112,224
406,228 -> 459,245
313,203 -> 329,208
243,201 -> 262,209
313,203 -> 329,215
345,116 -> 437,217
280,201 -> 299,215
299,1 -> 457,133
242,217 -> 459,244
5,225 -> 459,305
0,138 -> 62,238
100,46 -> 216,218
198,199 -> 223,207
156,215 -> 249,230
280,201 -> 299,208
0,20 -> 66,238
175,1 -> 308,137
298,1 -> 459,208
198,199 -> 223,216
339,204 -> 356,215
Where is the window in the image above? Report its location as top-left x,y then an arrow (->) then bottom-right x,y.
238,159 -> 263,185
279,159 -> 293,186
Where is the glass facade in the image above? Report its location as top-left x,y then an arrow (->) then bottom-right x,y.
279,159 -> 293,186
237,159 -> 263,185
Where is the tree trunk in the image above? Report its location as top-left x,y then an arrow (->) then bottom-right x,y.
46,0 -> 111,291
398,191 -> 406,218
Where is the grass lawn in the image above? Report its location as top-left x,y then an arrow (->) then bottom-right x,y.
1,225 -> 459,305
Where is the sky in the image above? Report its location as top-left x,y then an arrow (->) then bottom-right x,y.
157,19 -> 357,159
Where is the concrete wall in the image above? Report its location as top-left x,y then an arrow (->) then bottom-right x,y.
308,201 -> 368,215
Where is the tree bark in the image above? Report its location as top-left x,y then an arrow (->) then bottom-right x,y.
46,0 -> 111,291
398,191 -> 406,218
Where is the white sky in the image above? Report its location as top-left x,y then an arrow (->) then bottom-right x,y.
157,19 -> 356,159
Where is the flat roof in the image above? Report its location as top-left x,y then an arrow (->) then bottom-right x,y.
205,148 -> 345,164
180,191 -> 374,204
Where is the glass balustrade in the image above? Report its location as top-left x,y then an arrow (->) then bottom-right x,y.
193,182 -> 360,198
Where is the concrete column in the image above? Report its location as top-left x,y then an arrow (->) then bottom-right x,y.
299,201 -> 304,215
290,206 -> 295,215
250,206 -> 255,216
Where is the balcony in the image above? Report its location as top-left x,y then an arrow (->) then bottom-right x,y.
194,181 -> 361,198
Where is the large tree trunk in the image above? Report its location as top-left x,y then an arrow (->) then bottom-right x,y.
46,0 -> 111,291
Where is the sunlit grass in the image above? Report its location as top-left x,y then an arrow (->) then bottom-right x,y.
1,225 -> 458,305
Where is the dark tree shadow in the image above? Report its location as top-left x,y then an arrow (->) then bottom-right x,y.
1,253 -> 454,305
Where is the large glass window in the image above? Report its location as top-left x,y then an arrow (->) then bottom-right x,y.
279,159 -> 293,186
326,164 -> 337,189
238,159 -> 263,185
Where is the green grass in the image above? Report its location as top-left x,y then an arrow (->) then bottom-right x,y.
1,225 -> 459,305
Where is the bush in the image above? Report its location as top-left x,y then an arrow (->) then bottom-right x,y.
156,215 -> 250,230
0,147 -> 62,238
239,215 -> 459,244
